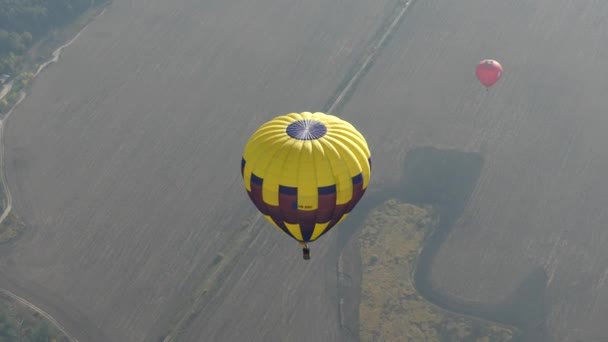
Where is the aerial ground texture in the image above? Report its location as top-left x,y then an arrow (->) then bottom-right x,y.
1,0 -> 401,341
340,1 -> 608,341
1,0 -> 608,341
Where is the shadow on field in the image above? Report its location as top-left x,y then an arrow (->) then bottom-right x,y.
336,146 -> 549,342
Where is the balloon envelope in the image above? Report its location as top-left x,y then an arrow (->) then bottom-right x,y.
241,112 -> 371,243
476,59 -> 503,87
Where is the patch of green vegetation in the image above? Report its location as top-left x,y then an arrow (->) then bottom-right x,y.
0,1 -> 111,114
0,0 -> 109,75
399,146 -> 547,340
359,199 -> 518,342
0,70 -> 31,110
0,211 -> 25,244
0,292 -> 69,342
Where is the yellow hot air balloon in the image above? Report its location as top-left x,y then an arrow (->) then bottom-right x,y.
241,112 -> 371,259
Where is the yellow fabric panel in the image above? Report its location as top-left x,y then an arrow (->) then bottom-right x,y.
297,141 -> 318,210
285,222 -> 304,241
311,139 -> 335,187
326,132 -> 370,188
323,117 -> 371,185
279,140 -> 302,188
245,127 -> 285,153
327,120 -> 371,167
326,121 -> 371,189
243,127 -> 289,192
242,167 -> 252,191
324,136 -> 360,202
318,137 -> 352,204
251,138 -> 291,183
333,135 -> 363,177
311,222 -> 330,241
331,124 -> 371,159
261,139 -> 295,206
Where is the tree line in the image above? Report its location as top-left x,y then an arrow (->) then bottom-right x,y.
0,0 -> 105,75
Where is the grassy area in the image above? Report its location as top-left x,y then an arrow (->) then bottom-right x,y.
23,1 -> 111,73
0,1 -> 111,115
359,199 -> 518,341
0,4 -> 111,341
0,292 -> 69,342
0,212 -> 25,244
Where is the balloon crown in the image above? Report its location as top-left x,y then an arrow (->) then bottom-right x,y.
286,119 -> 327,140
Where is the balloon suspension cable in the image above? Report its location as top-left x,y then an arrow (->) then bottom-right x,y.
300,242 -> 311,260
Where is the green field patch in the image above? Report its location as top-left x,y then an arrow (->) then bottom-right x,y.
0,1 -> 111,115
0,212 -> 25,244
398,146 -> 547,340
0,292 -> 69,341
359,199 -> 517,341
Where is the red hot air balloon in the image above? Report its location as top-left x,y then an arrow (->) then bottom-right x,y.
476,59 -> 503,88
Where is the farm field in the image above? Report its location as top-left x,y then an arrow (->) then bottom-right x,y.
339,1 -> 608,341
1,0 -> 608,341
0,0 -> 403,341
